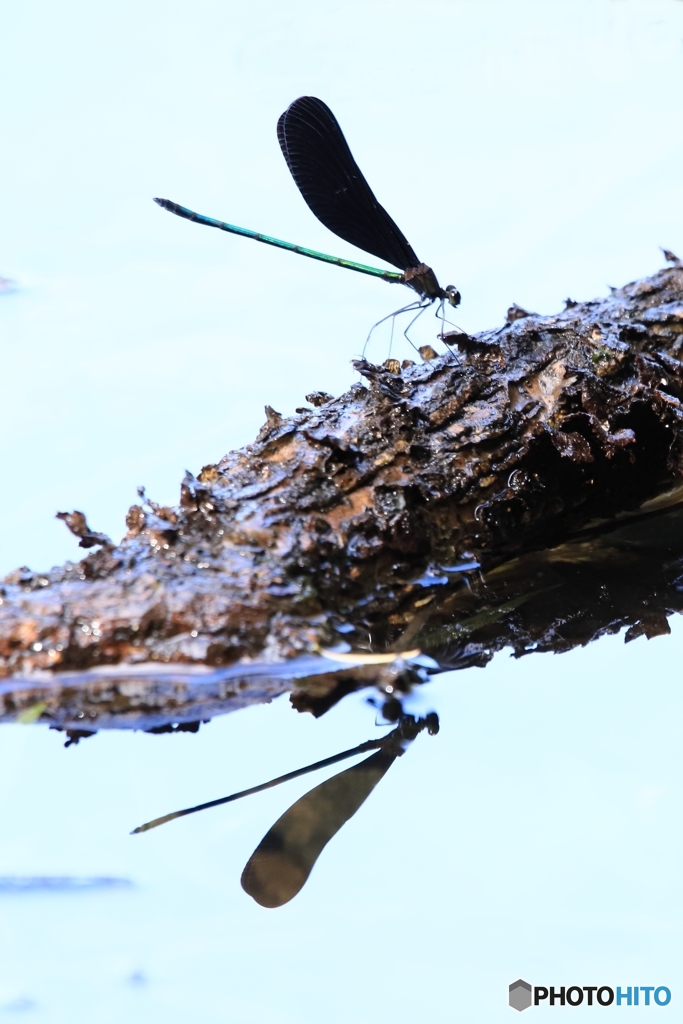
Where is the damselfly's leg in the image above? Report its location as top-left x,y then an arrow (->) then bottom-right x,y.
362,300 -> 423,359
435,299 -> 461,364
402,300 -> 432,357
434,301 -> 465,337
388,308 -> 396,361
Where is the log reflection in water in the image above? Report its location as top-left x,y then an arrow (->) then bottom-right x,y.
3,501 -> 683,733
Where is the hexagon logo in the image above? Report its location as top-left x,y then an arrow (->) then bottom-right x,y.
509,979 -> 532,1012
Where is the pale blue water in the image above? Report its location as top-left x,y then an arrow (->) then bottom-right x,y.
1,1 -> 682,1019
1,629 -> 681,1021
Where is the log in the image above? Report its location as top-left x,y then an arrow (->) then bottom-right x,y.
2,261 -> 683,728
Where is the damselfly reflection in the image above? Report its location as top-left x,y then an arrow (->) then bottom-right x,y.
132,713 -> 438,908
155,96 -> 460,357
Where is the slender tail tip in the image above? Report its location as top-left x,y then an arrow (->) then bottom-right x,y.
153,197 -> 173,210
130,810 -> 178,833
130,822 -> 155,834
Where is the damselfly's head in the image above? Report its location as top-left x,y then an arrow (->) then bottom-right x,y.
446,285 -> 461,308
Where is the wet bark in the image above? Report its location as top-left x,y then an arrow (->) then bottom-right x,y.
3,262 -> 683,694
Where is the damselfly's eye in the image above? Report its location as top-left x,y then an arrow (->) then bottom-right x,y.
446,285 -> 461,307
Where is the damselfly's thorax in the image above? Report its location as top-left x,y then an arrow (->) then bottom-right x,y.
402,263 -> 461,306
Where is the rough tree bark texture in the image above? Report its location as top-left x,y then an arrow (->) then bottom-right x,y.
2,264 -> 683,681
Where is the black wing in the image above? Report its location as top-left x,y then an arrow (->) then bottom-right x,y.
277,96 -> 420,272
241,748 -> 396,908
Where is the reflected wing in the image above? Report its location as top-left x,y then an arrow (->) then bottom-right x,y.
277,96 -> 420,272
241,749 -> 396,908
